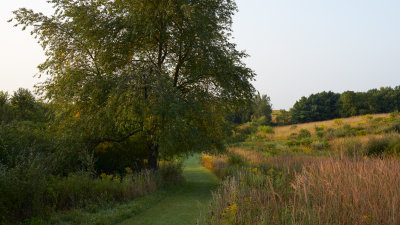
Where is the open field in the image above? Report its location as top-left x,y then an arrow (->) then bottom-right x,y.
272,113 -> 389,138
201,113 -> 400,224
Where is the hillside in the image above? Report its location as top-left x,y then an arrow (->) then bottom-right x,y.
200,112 -> 400,224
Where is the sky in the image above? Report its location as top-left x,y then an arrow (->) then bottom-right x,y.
1,1 -> 400,109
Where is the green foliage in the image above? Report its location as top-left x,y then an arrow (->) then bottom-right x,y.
310,140 -> 327,151
0,162 -> 183,224
364,135 -> 400,157
275,109 -> 292,125
289,87 -> 400,125
291,91 -> 340,124
333,118 -> 343,126
0,89 -> 48,124
334,124 -> 354,138
252,93 -> 272,124
227,153 -> 248,167
297,129 -> 311,139
288,132 -> 298,139
258,125 -> 274,134
11,0 -> 255,170
341,139 -> 364,158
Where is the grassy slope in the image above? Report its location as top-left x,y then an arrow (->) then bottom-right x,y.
273,113 -> 389,138
118,154 -> 219,225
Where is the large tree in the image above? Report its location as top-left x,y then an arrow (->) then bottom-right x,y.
11,0 -> 255,169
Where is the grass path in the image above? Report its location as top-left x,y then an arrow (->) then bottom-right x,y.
118,154 -> 219,225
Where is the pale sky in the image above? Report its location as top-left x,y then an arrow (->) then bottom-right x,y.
1,1 -> 400,109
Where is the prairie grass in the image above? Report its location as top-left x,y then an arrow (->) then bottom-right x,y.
202,148 -> 400,225
273,113 -> 389,139
291,157 -> 400,225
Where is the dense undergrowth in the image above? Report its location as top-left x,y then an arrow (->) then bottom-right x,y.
1,162 -> 184,224
0,89 -> 187,224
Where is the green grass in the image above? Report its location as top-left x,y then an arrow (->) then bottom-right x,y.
118,154 -> 219,225
42,154 -> 218,225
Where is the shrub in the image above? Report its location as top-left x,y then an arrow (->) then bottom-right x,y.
297,129 -> 311,139
288,132 -> 298,139
382,122 -> 400,134
310,140 -> 327,151
334,124 -> 354,138
299,138 -> 313,146
364,135 -> 399,157
227,153 -> 248,167
286,139 -> 300,147
333,119 -> 343,126
256,116 -> 268,126
314,125 -> 325,132
323,128 -> 336,141
257,125 -> 274,134
0,161 -> 183,224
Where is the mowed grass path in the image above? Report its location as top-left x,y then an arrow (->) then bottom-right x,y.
118,154 -> 219,225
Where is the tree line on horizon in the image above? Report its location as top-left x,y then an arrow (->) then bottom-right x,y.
227,86 -> 400,126
278,86 -> 400,125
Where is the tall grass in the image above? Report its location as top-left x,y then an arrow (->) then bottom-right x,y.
202,149 -> 400,225
292,158 -> 400,225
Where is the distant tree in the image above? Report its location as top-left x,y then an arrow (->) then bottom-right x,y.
276,109 -> 292,125
12,0 -> 255,170
226,100 -> 254,124
10,88 -> 36,121
0,91 -> 12,123
291,91 -> 340,123
251,93 -> 272,125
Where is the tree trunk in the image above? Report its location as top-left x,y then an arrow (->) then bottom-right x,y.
148,143 -> 159,170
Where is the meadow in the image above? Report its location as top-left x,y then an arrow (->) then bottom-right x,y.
201,112 -> 400,225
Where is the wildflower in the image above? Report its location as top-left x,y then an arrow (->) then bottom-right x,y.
252,167 -> 258,173
269,168 -> 275,174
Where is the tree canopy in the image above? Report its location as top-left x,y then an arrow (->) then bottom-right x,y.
289,87 -> 400,124
11,0 -> 255,169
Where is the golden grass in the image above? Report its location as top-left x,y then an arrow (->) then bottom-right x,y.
272,113 -> 389,139
293,157 -> 400,225
204,147 -> 400,225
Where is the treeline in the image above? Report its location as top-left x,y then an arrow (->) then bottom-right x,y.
226,93 -> 273,126
286,86 -> 400,124
0,88 -> 48,123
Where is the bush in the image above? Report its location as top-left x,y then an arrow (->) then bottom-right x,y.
298,129 -> 311,139
310,140 -> 327,151
364,136 -> 399,157
227,153 -> 248,167
334,125 -> 355,138
288,132 -> 298,139
286,139 -> 300,147
257,126 -> 274,134
323,128 -> 336,141
333,119 -> 343,126
382,122 -> 400,134
0,161 -> 183,224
